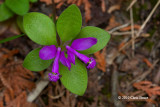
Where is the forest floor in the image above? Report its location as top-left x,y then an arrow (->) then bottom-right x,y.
0,0 -> 160,107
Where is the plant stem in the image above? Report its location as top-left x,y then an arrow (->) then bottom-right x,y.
0,34 -> 24,44
52,0 -> 56,23
52,0 -> 61,46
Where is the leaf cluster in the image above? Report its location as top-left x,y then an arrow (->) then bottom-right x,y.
22,5 -> 110,95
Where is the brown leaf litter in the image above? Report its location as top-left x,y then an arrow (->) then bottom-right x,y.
0,48 -> 36,107
40,0 -> 106,22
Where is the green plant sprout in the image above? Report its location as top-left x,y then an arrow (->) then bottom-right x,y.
0,4 -> 110,96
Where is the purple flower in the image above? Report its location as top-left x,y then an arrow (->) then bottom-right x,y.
66,37 -> 97,69
39,46 -> 61,82
39,37 -> 97,82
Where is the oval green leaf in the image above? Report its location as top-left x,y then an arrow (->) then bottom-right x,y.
59,59 -> 88,96
23,12 -> 57,45
0,3 -> 14,22
76,26 -> 110,54
56,4 -> 82,42
17,16 -> 25,33
23,48 -> 53,71
5,0 -> 29,15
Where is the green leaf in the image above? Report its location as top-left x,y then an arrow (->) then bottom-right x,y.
59,59 -> 88,96
30,0 -> 38,3
17,16 -> 25,33
23,48 -> 53,71
5,0 -> 29,15
23,12 -> 57,45
56,4 -> 82,42
76,26 -> 110,54
0,3 -> 14,22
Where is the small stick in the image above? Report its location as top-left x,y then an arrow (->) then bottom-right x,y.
125,60 -> 159,92
130,59 -> 159,84
136,0 -> 160,37
108,23 -> 130,34
127,0 -> 137,11
110,31 -> 137,35
48,91 -> 65,99
130,7 -> 135,57
27,72 -> 49,102
112,65 -> 124,107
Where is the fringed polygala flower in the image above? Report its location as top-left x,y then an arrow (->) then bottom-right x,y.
38,37 -> 97,82
39,46 -> 61,82
66,37 -> 97,69
39,46 -> 71,82
23,4 -> 110,95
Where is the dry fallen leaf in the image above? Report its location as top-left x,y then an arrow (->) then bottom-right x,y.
133,81 -> 160,97
120,58 -> 139,72
0,21 -> 10,35
40,0 -> 93,22
56,1 -> 65,9
77,0 -> 83,6
9,21 -> 21,35
101,0 -> 106,12
94,48 -> 106,72
0,49 -> 35,107
143,58 -> 153,68
118,42 -> 126,54
83,0 -> 92,22
105,15 -> 120,31
40,0 -> 61,5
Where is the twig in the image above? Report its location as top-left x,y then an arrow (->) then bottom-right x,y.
154,67 -> 160,84
110,31 -> 137,35
146,68 -> 160,107
48,91 -> 65,99
130,59 -> 159,84
117,0 -> 160,54
27,71 -> 49,102
136,0 -> 160,37
112,65 -> 124,107
108,23 -> 130,34
130,7 -> 135,57
125,59 -> 159,92
108,30 -> 144,65
127,0 -> 137,11
48,84 -> 53,106
39,97 -> 47,107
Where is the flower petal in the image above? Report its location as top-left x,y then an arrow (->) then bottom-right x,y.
60,51 -> 71,70
74,52 -> 90,64
67,50 -> 75,65
48,73 -> 60,82
39,45 -> 57,60
52,47 -> 61,74
71,37 -> 97,51
87,57 -> 96,69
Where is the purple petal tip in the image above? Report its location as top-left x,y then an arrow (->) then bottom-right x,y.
87,57 -> 96,69
48,73 -> 60,82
